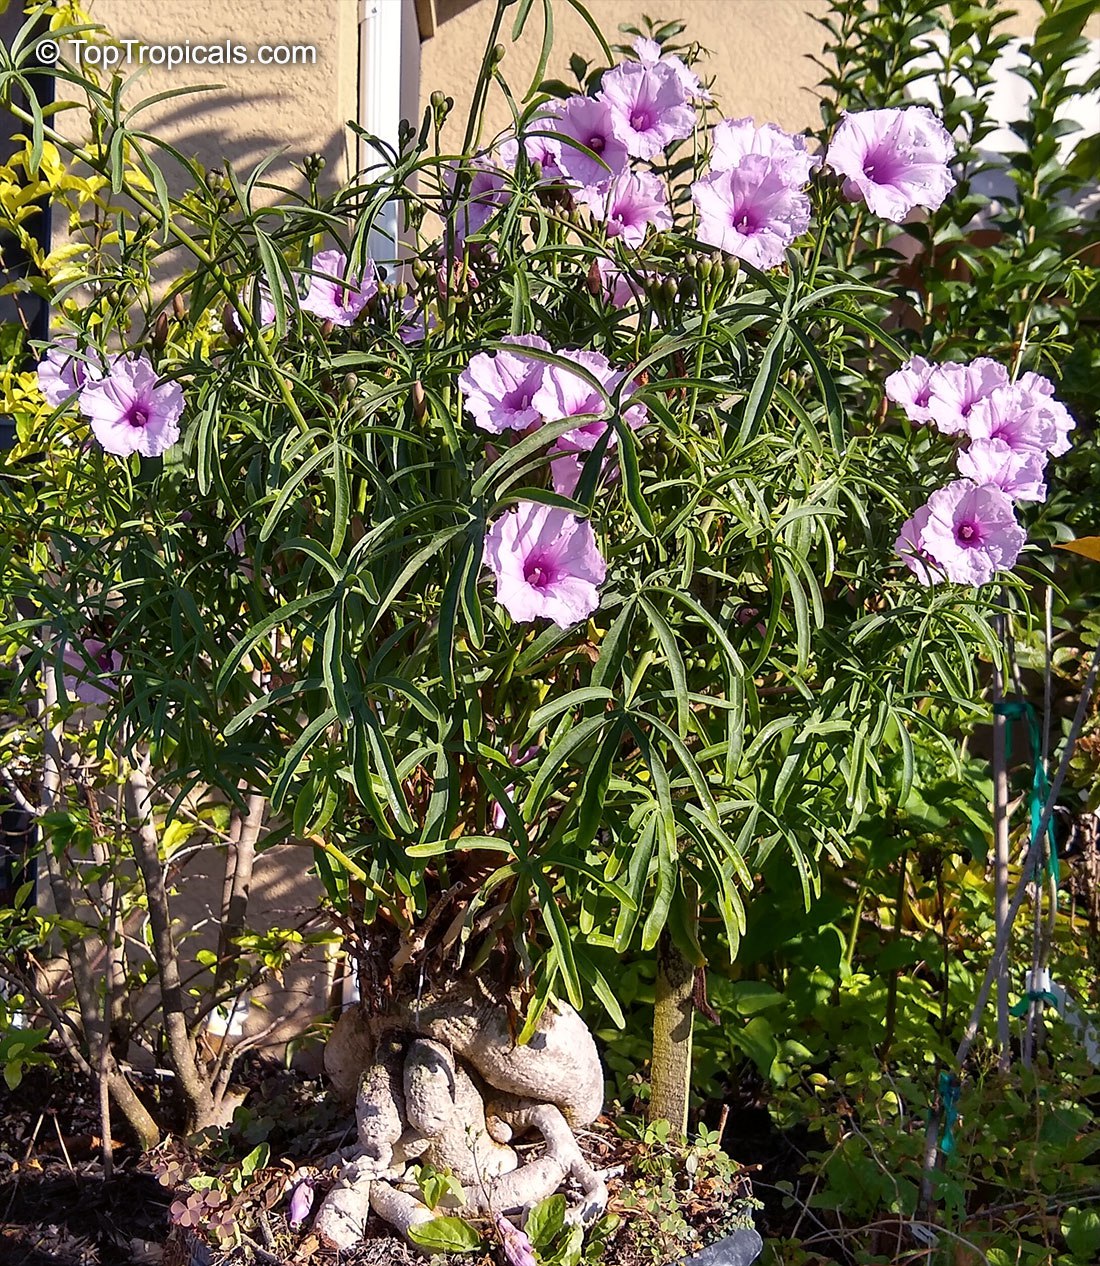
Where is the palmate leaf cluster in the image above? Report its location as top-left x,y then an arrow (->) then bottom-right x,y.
0,0 -> 1008,1027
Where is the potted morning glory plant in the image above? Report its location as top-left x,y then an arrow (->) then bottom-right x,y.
0,0 -> 1075,1259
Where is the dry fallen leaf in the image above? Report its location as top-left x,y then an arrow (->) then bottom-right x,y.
1057,536 -> 1100,562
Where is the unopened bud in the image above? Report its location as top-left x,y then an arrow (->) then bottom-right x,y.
150,311 -> 169,349
342,373 -> 358,396
173,293 -> 186,321
722,256 -> 739,283
661,277 -> 678,304
223,303 -> 243,344
430,90 -> 446,111
697,256 -> 713,281
412,380 -> 426,422
320,319 -> 335,338
491,43 -> 506,65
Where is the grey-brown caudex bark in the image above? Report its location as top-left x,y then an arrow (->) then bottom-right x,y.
313,978 -> 609,1250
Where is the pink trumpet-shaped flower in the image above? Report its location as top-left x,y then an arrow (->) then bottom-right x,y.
300,249 -> 377,326
966,382 -> 1075,458
633,36 -> 711,102
459,334 -> 550,434
37,338 -> 106,408
446,159 -> 511,242
710,117 -> 818,188
894,503 -> 936,586
599,59 -> 696,160
287,1179 -> 315,1229
78,353 -> 184,458
825,105 -> 956,222
885,355 -> 938,425
484,501 -> 606,628
581,169 -> 672,246
691,155 -> 812,269
907,479 -> 1027,586
552,95 -> 631,189
924,358 -> 1010,436
497,1216 -> 537,1266
532,349 -> 647,452
490,744 -> 540,831
62,638 -> 121,706
956,438 -> 1048,503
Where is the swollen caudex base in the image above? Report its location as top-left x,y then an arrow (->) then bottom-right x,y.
314,983 -> 609,1250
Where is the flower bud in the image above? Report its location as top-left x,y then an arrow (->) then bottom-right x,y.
587,258 -> 602,296
491,43 -> 506,65
205,170 -> 224,193
342,373 -> 358,397
223,303 -> 243,345
697,256 -> 713,281
661,277 -> 678,304
172,293 -> 186,321
529,158 -> 542,182
430,90 -> 446,111
723,256 -> 740,283
150,311 -> 169,350
320,319 -> 335,338
412,380 -> 426,422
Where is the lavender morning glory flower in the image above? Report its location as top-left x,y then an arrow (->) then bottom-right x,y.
483,501 -> 607,628
287,1179 -> 316,1229
300,249 -> 377,326
581,169 -> 672,246
78,353 -> 184,458
915,479 -> 1027,586
894,503 -> 936,586
37,338 -> 106,408
532,349 -> 647,451
825,106 -> 956,222
228,279 -> 278,333
885,354 -> 938,424
600,59 -> 696,160
966,382 -> 1075,458
62,638 -> 122,706
691,155 -> 812,269
925,358 -> 1010,436
633,36 -> 711,102
552,95 -> 631,189
956,437 -> 1048,502
446,158 -> 512,242
497,1216 -> 538,1266
498,106 -> 566,182
710,117 -> 819,187
459,334 -> 550,434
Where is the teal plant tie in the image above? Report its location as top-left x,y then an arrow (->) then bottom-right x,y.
938,1071 -> 961,1157
993,699 -> 1059,886
1009,989 -> 1060,1017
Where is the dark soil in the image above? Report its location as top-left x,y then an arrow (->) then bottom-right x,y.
0,1057 -> 777,1266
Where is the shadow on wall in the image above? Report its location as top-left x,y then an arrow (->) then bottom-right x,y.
107,89 -> 351,202
437,0 -> 484,22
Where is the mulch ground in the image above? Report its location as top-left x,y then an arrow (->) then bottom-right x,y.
0,1060 -> 770,1266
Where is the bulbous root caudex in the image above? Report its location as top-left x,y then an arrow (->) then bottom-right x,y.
313,981 -> 610,1251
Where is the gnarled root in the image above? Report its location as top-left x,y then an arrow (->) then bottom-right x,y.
314,985 -> 608,1253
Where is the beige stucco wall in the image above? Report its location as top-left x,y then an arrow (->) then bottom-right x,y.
421,0 -> 1091,142
73,0 -> 360,192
